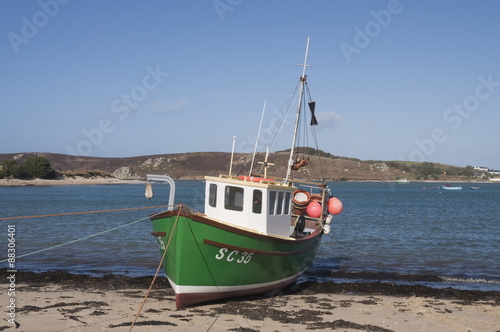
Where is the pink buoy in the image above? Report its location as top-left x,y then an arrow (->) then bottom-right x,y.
328,197 -> 343,215
306,201 -> 322,218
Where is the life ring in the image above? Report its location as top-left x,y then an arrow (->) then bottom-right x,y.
237,175 -> 274,183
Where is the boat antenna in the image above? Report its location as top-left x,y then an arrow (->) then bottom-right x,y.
229,136 -> 236,176
285,37 -> 311,183
249,100 -> 267,176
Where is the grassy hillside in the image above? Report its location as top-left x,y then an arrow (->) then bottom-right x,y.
0,151 -> 485,182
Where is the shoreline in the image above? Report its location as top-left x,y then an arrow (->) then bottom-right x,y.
1,270 -> 498,331
0,177 -> 142,186
0,176 -> 498,186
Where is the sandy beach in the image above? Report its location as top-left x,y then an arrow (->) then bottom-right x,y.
1,271 -> 498,332
0,177 -> 141,187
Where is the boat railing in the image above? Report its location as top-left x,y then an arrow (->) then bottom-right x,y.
215,174 -> 293,187
146,174 -> 176,211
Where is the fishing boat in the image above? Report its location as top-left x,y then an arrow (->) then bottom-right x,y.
146,38 -> 343,309
439,184 -> 463,190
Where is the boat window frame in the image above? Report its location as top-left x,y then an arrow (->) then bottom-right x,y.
284,192 -> 291,214
277,191 -> 284,215
269,191 -> 277,215
209,183 -> 217,207
252,189 -> 262,214
224,185 -> 244,212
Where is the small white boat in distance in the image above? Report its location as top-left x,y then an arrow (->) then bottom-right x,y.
440,184 -> 462,190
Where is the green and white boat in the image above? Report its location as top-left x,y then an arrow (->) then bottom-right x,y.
148,38 -> 343,309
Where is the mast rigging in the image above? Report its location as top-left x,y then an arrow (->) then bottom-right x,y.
285,37 -> 312,183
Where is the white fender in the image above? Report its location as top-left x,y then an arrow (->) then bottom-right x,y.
323,224 -> 331,235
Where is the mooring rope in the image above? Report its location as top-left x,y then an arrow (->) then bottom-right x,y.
0,206 -> 177,263
326,233 -> 371,256
129,205 -> 183,331
0,205 -> 171,221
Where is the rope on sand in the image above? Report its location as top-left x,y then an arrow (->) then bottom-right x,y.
129,206 -> 183,331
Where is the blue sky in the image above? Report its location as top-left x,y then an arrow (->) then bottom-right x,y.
1,0 -> 499,169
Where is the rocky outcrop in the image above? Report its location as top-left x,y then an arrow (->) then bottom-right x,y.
113,167 -> 141,180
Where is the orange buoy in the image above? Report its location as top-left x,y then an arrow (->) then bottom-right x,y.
328,197 -> 343,215
306,201 -> 322,218
237,175 -> 274,183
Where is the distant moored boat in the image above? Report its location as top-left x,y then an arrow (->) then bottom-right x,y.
440,184 -> 462,190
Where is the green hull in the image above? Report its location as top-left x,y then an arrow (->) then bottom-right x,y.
151,205 -> 322,308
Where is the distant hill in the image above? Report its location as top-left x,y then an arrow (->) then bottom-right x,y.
0,151 -> 483,182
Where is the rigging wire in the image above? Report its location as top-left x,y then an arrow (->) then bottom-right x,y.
263,82 -> 300,153
326,233 -> 371,256
303,81 -> 328,180
253,81 -> 301,175
0,205 -> 170,221
0,206 -> 176,263
248,70 -> 328,179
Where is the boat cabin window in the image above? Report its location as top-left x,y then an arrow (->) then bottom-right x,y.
209,183 -> 217,207
269,190 -> 291,215
269,191 -> 276,215
252,190 -> 262,214
224,186 -> 244,212
284,192 -> 291,214
277,191 -> 284,214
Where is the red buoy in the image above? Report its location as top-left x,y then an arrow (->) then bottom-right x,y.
306,201 -> 322,218
328,197 -> 343,215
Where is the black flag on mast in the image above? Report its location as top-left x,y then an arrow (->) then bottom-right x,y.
308,102 -> 318,126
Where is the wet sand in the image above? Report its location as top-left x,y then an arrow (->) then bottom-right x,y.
1,270 -> 499,331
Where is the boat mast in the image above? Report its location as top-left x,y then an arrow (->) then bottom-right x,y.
249,100 -> 267,176
285,37 -> 311,183
229,135 -> 236,176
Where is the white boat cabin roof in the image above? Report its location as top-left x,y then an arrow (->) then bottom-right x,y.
204,175 -> 297,237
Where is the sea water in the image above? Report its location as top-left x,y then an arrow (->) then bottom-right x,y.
0,181 -> 499,291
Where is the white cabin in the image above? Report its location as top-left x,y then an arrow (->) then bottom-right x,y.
204,175 -> 297,237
